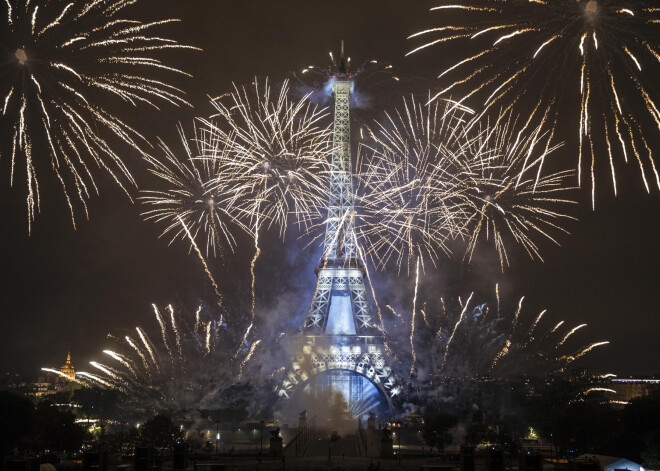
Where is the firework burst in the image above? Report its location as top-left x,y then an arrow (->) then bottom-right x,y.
198,77 -> 332,238
459,111 -> 578,271
1,0 -> 198,231
356,95 -> 475,274
355,95 -> 576,272
409,0 -> 660,205
139,124 -> 250,258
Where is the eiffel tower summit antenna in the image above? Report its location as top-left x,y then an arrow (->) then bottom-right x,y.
277,43 -> 400,419
339,39 -> 347,73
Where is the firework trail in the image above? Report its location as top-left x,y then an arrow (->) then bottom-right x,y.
441,292 -> 474,370
238,339 -> 261,379
103,349 -> 136,377
198,77 -> 332,238
355,94 -> 475,274
1,0 -> 198,230
584,387 -> 617,395
512,296 -> 524,330
250,216 -> 260,324
76,372 -> 112,388
89,362 -> 120,381
459,110 -> 578,271
177,215 -> 224,310
234,323 -> 253,359
355,242 -> 398,358
599,373 -> 617,379
559,340 -> 610,363
409,257 -> 420,378
140,124 -> 250,259
41,368 -> 86,386
153,304 -> 173,358
559,323 -> 587,346
408,0 -> 660,205
523,309 -> 546,347
168,304 -> 183,361
136,326 -> 158,371
44,303 -> 260,412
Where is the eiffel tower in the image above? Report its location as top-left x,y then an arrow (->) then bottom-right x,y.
277,43 -> 400,418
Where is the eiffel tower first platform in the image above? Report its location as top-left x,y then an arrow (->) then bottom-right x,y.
276,45 -> 401,419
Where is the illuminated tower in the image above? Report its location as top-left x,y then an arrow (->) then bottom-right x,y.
59,352 -> 76,382
278,43 -> 399,418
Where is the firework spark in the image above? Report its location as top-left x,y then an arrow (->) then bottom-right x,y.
1,0 -> 198,230
409,0 -> 660,205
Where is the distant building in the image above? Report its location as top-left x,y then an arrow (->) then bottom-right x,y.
606,378 -> 660,406
60,352 -> 76,381
1,372 -> 28,391
30,352 -> 78,398
32,379 -> 56,398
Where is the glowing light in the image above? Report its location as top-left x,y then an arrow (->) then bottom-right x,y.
584,387 -> 616,394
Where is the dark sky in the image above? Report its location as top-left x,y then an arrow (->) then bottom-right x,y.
1,0 -> 659,378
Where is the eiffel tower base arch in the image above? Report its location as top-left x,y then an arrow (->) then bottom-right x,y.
276,335 -> 400,422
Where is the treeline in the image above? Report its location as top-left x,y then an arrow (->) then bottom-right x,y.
420,380 -> 660,466
0,391 -> 85,461
0,384 -> 253,461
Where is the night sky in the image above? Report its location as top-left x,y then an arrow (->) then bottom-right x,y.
1,0 -> 659,378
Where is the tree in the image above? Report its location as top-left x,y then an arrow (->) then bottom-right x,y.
140,415 -> 183,450
526,379 -> 583,442
33,401 -> 85,455
73,387 -> 120,421
423,407 -> 457,453
0,391 -> 34,461
641,431 -> 660,468
613,390 -> 660,461
552,399 -> 618,454
466,422 -> 499,446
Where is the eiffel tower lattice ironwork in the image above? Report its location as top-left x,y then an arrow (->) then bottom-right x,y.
276,44 -> 400,411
